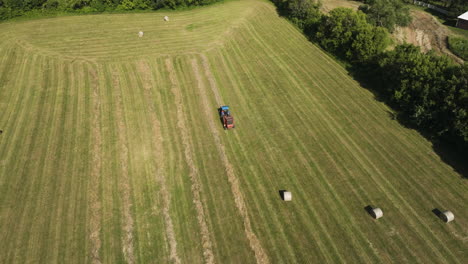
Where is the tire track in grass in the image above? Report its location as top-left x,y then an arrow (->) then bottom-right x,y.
165,58 -> 215,264
136,60 -> 181,264
110,64 -> 136,264
194,55 -> 270,264
87,63 -> 103,264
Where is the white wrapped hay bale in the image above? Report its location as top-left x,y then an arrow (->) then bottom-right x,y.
138,31 -> 144,37
164,16 -> 169,21
371,208 -> 383,219
283,191 -> 292,201
440,211 -> 454,223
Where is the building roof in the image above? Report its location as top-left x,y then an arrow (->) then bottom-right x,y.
458,11 -> 468,20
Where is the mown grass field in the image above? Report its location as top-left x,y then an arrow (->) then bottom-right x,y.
0,0 -> 467,263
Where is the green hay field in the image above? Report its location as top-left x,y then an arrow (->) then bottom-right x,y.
0,0 -> 466,263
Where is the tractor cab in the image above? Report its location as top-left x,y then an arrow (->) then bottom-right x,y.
219,106 -> 235,130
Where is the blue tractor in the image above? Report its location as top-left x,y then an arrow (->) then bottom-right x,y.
218,106 -> 235,129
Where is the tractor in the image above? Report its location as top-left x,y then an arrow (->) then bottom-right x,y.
218,106 -> 235,130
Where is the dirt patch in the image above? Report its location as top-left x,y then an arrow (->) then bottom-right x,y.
137,61 -> 181,264
88,64 -> 102,264
111,67 -> 135,264
392,10 -> 463,62
320,0 -> 360,13
165,58 -> 215,264
194,56 -> 270,264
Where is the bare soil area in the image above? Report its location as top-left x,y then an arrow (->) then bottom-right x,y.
320,0 -> 360,13
393,10 -> 463,63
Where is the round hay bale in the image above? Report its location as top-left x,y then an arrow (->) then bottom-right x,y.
283,191 -> 292,201
138,31 -> 144,37
371,208 -> 383,219
440,211 -> 454,223
164,16 -> 169,22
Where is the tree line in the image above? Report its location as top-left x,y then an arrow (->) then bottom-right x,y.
0,0 -> 222,20
273,0 -> 467,152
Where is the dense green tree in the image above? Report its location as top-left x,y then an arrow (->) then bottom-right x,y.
443,63 -> 468,143
359,0 -> 411,32
287,0 -> 321,29
378,44 -> 467,146
316,8 -> 389,62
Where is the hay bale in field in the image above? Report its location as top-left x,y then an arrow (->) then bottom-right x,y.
164,16 -> 169,21
279,190 -> 292,201
440,210 -> 454,223
365,206 -> 383,219
371,208 -> 383,219
138,31 -> 144,37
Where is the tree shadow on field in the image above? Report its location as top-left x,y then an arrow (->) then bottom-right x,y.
345,63 -> 388,103
432,142 -> 468,179
347,64 -> 468,180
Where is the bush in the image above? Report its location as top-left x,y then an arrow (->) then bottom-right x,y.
378,44 -> 467,144
448,36 -> 468,60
